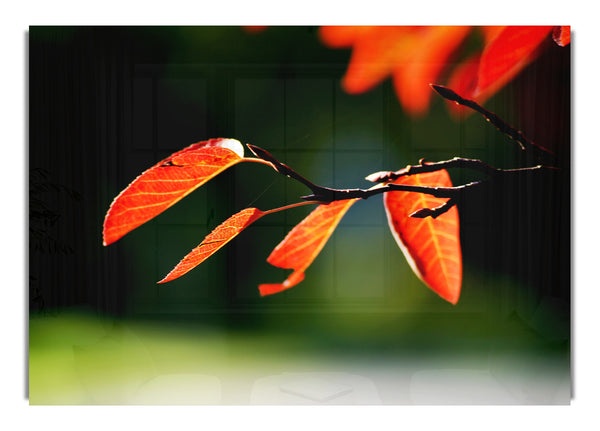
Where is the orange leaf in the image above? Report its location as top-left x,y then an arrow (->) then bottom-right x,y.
319,25 -> 368,48
159,207 -> 266,283
475,26 -> 553,99
393,26 -> 470,116
479,26 -> 505,43
383,171 -> 462,304
103,138 -> 245,246
337,27 -> 417,94
259,199 -> 357,296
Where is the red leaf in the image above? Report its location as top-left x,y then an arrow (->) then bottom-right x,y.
103,138 -> 245,246
392,26 -> 470,116
259,199 -> 357,296
475,26 -> 553,99
159,207 -> 266,283
383,171 -> 462,304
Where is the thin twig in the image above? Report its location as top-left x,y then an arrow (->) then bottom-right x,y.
300,180 -> 485,202
430,84 -> 553,156
247,145 -> 323,193
365,157 -> 551,184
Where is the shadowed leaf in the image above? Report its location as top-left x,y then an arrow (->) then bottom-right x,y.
384,170 -> 462,304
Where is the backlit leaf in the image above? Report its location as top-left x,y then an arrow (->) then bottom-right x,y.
383,170 -> 462,304
475,26 -> 553,99
259,199 -> 357,296
159,207 -> 266,283
103,138 -> 245,246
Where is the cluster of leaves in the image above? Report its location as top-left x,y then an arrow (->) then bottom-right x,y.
103,26 -> 569,304
318,25 -> 570,116
248,25 -> 570,116
102,136 -> 461,303
103,85 -> 555,304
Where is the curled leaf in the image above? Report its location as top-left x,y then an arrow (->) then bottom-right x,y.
383,170 -> 462,304
103,138 -> 245,246
259,199 -> 357,296
159,207 -> 266,283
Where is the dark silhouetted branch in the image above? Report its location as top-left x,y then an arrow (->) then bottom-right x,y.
247,85 -> 559,219
430,84 -> 553,156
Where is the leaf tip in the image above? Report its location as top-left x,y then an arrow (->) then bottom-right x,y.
259,271 -> 305,296
443,290 -> 460,305
102,232 -> 113,246
258,284 -> 282,296
158,268 -> 183,283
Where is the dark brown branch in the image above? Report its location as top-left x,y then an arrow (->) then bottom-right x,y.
244,84 -> 559,221
247,145 -> 553,220
248,144 -> 485,206
410,197 -> 458,219
301,180 -> 485,203
247,144 -> 322,192
248,144 -> 376,202
365,157 -> 551,184
430,84 -> 553,156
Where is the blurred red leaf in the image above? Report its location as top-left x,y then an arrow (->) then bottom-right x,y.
383,171 -> 462,304
103,138 -> 245,246
320,26 -> 469,116
259,199 -> 357,296
474,26 -> 554,100
391,26 -> 471,116
319,26 -> 568,117
159,207 -> 266,283
321,26 -> 415,94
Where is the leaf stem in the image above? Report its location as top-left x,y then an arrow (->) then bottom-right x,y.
243,156 -> 278,168
263,200 -> 323,216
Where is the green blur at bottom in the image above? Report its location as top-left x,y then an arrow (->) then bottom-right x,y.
29,304 -> 569,405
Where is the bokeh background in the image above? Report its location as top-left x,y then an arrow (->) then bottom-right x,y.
29,26 -> 570,404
